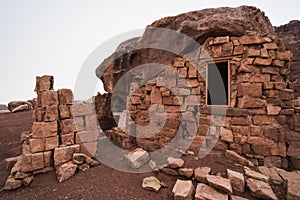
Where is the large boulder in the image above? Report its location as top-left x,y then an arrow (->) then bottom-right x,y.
96,6 -> 276,95
8,101 -> 33,112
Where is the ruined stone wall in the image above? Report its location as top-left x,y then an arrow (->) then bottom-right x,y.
119,34 -> 300,169
18,75 -> 101,178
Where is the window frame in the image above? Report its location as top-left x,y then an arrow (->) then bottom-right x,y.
205,59 -> 231,107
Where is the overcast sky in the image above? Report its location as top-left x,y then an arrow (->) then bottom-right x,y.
0,0 -> 299,104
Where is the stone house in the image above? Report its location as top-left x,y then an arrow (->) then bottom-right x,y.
96,6 -> 300,169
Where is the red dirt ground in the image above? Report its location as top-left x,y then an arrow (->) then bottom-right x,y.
0,111 -> 282,200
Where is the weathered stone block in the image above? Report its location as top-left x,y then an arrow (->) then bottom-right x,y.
237,73 -> 270,83
237,95 -> 266,108
254,58 -> 273,66
61,133 -> 75,145
239,35 -> 262,45
276,50 -> 292,60
29,138 -> 45,153
248,48 -> 260,57
32,121 -> 58,138
211,45 -> 222,58
34,75 -> 54,92
57,89 -> 73,105
43,151 -> 52,167
172,180 -> 194,200
85,114 -> 98,131
273,59 -> 285,67
214,36 -> 229,44
222,42 -> 233,56
45,136 -> 59,151
233,45 -> 244,55
72,102 -> 95,116
31,152 -> 44,171
263,42 -> 278,50
237,83 -> 262,97
59,105 -> 72,119
45,105 -> 59,122
267,104 -> 281,115
60,119 -> 77,134
54,144 -> 80,166
40,90 -> 59,107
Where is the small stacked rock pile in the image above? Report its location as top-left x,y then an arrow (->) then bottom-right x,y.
4,75 -> 100,190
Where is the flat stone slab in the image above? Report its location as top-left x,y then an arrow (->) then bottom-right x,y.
207,175 -> 233,194
275,168 -> 300,200
258,166 -> 284,185
172,180 -> 194,200
142,176 -> 161,192
195,183 -> 228,200
246,178 -> 278,200
244,166 -> 269,182
227,169 -> 245,192
126,148 -> 149,169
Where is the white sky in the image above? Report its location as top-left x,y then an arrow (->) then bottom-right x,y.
0,0 -> 299,104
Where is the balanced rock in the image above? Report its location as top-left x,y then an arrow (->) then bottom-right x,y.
227,169 -> 245,192
57,161 -> 77,183
172,180 -> 194,200
126,148 -> 149,169
142,176 -> 161,192
195,183 -> 228,200
207,175 -> 233,194
246,178 -> 278,200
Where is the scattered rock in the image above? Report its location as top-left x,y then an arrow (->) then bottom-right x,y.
275,168 -> 300,200
160,167 -> 179,176
160,181 -> 168,188
172,180 -> 194,200
207,175 -> 233,194
4,175 -> 23,190
167,157 -> 184,169
178,168 -> 194,178
73,153 -> 87,164
142,176 -> 161,192
78,163 -> 90,171
194,167 -> 211,183
244,166 -> 269,182
57,161 -> 77,183
85,157 -> 100,167
225,150 -> 254,167
126,148 -> 149,169
258,166 -> 283,185
227,169 -> 245,192
230,195 -> 248,200
195,183 -> 228,200
246,178 -> 278,200
186,150 -> 195,156
148,160 -> 158,171
14,171 -> 32,179
23,175 -> 34,187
